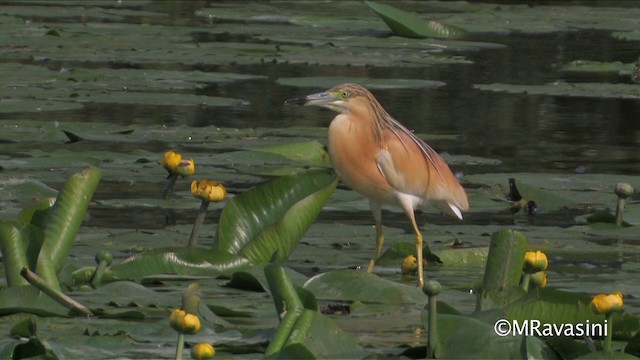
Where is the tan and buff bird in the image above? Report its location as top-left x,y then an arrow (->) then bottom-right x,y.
286,83 -> 468,288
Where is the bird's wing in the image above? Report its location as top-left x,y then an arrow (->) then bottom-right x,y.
375,116 -> 468,217
386,117 -> 446,180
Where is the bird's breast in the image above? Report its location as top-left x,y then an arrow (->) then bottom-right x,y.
327,114 -> 396,203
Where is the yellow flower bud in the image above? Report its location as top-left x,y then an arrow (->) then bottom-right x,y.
524,250 -> 548,273
162,151 -> 182,173
591,291 -> 624,314
191,179 -> 227,202
182,313 -> 201,334
169,308 -> 186,332
176,159 -> 195,178
401,255 -> 418,275
530,271 -> 547,288
191,342 -> 215,359
169,308 -> 202,334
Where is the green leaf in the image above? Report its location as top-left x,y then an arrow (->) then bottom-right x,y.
9,317 -> 38,338
304,269 -> 425,304
422,310 -> 558,359
624,331 -> 640,357
226,264 -> 309,292
506,288 -> 640,340
255,141 -> 330,166
109,248 -> 251,281
264,265 -> 364,359
0,286 -> 70,317
365,1 -> 467,39
510,179 -> 576,212
35,167 -> 101,291
0,222 -> 30,286
215,168 -> 338,264
573,351 -> 638,359
478,229 -> 528,311
277,77 -> 446,90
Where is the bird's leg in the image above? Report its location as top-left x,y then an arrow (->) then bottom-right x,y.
399,201 -> 424,288
367,200 -> 384,273
410,218 -> 425,289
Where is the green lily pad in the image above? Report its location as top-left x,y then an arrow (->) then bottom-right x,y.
474,82 -> 640,100
277,77 -> 446,90
562,60 -> 635,76
304,269 -> 425,304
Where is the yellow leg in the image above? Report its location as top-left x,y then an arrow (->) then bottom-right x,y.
411,219 -> 425,289
367,200 -> 384,273
400,201 -> 424,288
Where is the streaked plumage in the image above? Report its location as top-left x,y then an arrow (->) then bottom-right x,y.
286,83 -> 468,287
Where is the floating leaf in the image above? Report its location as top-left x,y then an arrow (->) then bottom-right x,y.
0,286 -> 70,317
277,77 -> 446,90
304,269 -> 425,304
109,248 -> 251,281
474,82 -> 640,100
255,140 -> 330,166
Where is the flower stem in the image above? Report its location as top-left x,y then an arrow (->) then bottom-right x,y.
188,201 -> 210,248
427,293 -> 437,359
21,267 -> 93,317
615,197 -> 626,226
175,333 -> 185,360
163,173 -> 179,199
604,312 -> 613,352
520,273 -> 531,291
90,260 -> 108,288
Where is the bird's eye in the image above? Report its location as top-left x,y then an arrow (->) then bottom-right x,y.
341,91 -> 350,98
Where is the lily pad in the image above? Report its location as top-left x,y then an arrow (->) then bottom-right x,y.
277,77 -> 446,90
474,82 -> 640,100
304,269 -> 425,304
562,60 -> 635,76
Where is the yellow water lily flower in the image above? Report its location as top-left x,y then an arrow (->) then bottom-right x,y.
176,158 -> 195,178
401,255 -> 418,275
524,250 -> 548,273
530,271 -> 547,288
162,150 -> 182,173
591,291 -> 624,314
191,180 -> 226,202
169,308 -> 202,334
191,342 -> 215,359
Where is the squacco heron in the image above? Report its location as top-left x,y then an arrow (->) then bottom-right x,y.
286,83 -> 468,288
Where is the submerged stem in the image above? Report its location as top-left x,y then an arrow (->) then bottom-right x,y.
187,200 -> 210,248
163,173 -> 179,199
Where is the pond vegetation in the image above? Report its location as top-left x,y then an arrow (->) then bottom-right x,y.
1,0 -> 640,358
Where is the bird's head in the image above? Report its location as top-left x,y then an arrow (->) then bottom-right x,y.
285,83 -> 370,113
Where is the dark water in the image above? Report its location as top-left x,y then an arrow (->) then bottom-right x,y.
14,1 -> 638,177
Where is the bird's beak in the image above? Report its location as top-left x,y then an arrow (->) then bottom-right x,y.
285,91 -> 336,106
